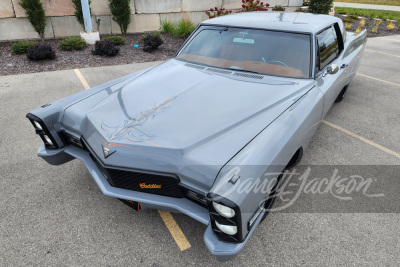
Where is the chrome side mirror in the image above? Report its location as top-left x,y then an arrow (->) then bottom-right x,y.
326,64 -> 339,75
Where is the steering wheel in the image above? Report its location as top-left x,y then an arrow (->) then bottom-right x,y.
267,60 -> 288,67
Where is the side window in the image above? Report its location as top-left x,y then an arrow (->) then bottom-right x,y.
316,26 -> 339,71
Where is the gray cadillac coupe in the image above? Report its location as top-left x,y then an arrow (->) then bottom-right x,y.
27,12 -> 366,261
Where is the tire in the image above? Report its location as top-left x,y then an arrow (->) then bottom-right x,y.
260,172 -> 284,222
335,85 -> 348,103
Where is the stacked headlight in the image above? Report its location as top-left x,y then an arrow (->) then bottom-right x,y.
215,220 -> 237,235
26,113 -> 58,149
208,193 -> 242,243
33,121 -> 43,130
212,202 -> 235,219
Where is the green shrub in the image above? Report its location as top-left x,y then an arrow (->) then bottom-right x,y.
19,0 -> 46,40
11,40 -> 36,54
308,0 -> 333,15
71,0 -> 91,30
139,32 -> 161,43
336,7 -> 400,22
349,14 -> 359,20
104,35 -> 126,46
173,18 -> 195,38
341,18 -> 354,23
139,34 -> 147,43
109,0 -> 131,35
59,36 -> 86,51
161,20 -> 175,35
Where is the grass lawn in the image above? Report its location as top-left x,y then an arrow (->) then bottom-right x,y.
336,7 -> 400,20
335,0 -> 400,6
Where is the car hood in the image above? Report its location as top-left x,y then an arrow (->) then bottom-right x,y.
63,59 -> 313,190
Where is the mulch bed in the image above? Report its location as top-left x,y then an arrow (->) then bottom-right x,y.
335,13 -> 400,38
0,33 -> 185,76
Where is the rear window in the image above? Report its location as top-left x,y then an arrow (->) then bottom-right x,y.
176,27 -> 311,78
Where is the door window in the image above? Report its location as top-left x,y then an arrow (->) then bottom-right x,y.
316,26 -> 339,71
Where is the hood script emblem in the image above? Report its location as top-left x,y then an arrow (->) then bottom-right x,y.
102,145 -> 116,159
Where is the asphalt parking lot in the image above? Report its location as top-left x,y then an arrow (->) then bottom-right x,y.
1,35 -> 400,266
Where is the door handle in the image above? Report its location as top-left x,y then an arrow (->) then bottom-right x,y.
341,64 -> 348,69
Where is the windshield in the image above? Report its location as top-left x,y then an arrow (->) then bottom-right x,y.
176,27 -> 311,78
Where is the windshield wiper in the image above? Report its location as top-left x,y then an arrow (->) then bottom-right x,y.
176,58 -> 215,68
229,68 -> 263,75
178,58 -> 263,75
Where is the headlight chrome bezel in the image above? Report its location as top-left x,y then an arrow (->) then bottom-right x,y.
26,113 -> 59,149
207,193 -> 242,243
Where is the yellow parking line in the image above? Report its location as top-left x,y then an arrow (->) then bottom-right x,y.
158,210 -> 191,251
74,69 -> 90,90
357,73 -> 400,88
364,49 -> 400,58
322,120 -> 400,160
73,70 -> 191,251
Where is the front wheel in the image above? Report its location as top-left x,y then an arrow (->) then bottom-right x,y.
260,172 -> 284,222
335,85 -> 349,103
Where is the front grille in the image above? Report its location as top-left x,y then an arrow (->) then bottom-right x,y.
106,168 -> 183,198
90,154 -> 184,198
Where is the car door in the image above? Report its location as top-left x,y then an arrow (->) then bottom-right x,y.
315,25 -> 347,118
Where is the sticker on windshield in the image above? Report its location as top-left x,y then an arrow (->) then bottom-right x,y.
233,38 -> 254,44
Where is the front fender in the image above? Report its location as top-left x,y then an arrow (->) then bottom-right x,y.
209,86 -> 324,240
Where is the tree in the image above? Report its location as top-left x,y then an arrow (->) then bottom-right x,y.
19,0 -> 46,41
308,0 -> 334,15
71,0 -> 92,30
109,0 -> 131,35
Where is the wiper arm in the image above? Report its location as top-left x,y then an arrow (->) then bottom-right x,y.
229,68 -> 262,75
176,57 -> 215,68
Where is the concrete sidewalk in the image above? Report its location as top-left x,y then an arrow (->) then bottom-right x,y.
334,2 -> 400,11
